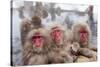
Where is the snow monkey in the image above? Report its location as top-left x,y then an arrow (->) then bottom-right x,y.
20,16 -> 42,46
72,22 -> 97,62
72,22 -> 91,48
47,23 -> 75,64
22,28 -> 50,65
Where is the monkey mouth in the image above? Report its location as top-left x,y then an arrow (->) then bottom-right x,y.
80,33 -> 88,43
55,38 -> 61,43
54,38 -> 63,45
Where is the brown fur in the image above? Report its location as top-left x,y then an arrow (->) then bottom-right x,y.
22,28 -> 50,65
72,42 -> 97,62
20,18 -> 32,45
77,48 -> 97,62
72,22 -> 91,48
31,16 -> 42,28
20,16 -> 42,46
71,22 -> 97,62
75,56 -> 90,62
48,23 -> 74,63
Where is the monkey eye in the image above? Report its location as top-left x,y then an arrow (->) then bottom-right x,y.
79,28 -> 86,33
32,36 -> 43,40
56,30 -> 61,32
51,29 -> 62,34
51,29 -> 63,38
53,29 -> 62,32
79,30 -> 87,33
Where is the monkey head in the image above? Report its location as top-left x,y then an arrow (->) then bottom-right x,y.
25,28 -> 49,52
50,23 -> 67,46
31,16 -> 42,28
72,22 -> 91,47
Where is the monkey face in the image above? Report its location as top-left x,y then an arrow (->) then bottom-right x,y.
79,27 -> 89,46
51,27 -> 64,45
32,33 -> 45,49
72,22 -> 91,48
26,28 -> 48,52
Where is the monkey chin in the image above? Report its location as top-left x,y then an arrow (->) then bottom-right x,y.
32,43 -> 44,53
55,40 -> 63,46
53,36 -> 64,46
80,41 -> 88,48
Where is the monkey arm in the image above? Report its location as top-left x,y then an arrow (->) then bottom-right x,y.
89,46 -> 97,52
78,48 -> 97,60
74,48 -> 97,62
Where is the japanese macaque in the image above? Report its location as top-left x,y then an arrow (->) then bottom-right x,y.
20,16 -> 42,46
23,28 -> 50,65
72,22 -> 97,62
72,22 -> 91,48
72,22 -> 97,50
48,23 -> 74,63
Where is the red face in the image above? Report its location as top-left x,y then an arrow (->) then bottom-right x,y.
79,27 -> 88,44
32,33 -> 44,48
51,27 -> 63,45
